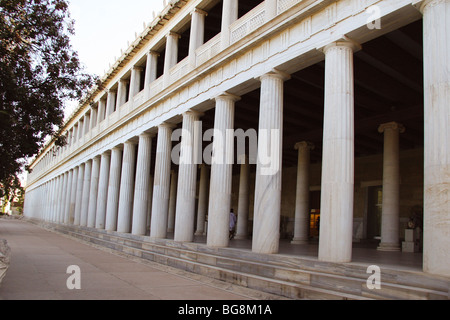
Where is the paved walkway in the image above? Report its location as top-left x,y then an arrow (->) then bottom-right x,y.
0,219 -> 263,300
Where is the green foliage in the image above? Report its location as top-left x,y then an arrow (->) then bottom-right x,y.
0,0 -> 97,197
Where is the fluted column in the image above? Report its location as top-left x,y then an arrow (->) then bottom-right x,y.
419,0 -> 450,277
87,156 -> 101,228
69,166 -> 79,224
167,169 -> 178,233
60,172 -> 69,223
145,51 -> 159,98
117,79 -> 129,107
252,70 -> 290,254
235,154 -> 250,240
97,98 -> 107,124
189,8 -> 207,67
105,90 -> 117,116
95,151 -> 111,229
132,133 -> 153,236
221,0 -> 239,48
318,39 -> 360,263
291,141 -> 314,244
64,169 -> 73,224
207,93 -> 239,247
117,140 -> 138,234
73,163 -> 85,225
105,146 -> 123,231
80,160 -> 92,227
175,111 -> 203,243
163,31 -> 180,87
150,123 -> 175,239
195,164 -> 210,236
377,122 -> 404,251
129,66 -> 143,99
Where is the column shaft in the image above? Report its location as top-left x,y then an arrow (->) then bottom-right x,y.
96,152 -> 111,229
87,156 -> 101,228
291,142 -> 314,244
235,155 -> 250,240
252,70 -> 289,254
175,111 -> 202,242
150,124 -> 174,239
207,94 -> 239,247
73,164 -> 85,225
132,133 -> 153,235
80,160 -> 92,227
420,0 -> 450,277
117,141 -> 137,234
195,164 -> 209,236
318,39 -> 359,263
105,147 -> 123,231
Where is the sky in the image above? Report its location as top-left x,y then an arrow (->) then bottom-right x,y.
65,0 -> 166,115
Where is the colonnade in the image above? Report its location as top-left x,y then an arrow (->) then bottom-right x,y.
24,0 -> 450,277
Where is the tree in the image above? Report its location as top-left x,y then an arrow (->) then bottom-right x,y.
0,0 -> 97,198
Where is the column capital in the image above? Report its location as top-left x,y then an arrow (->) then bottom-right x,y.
147,50 -> 160,57
191,7 -> 208,16
413,0 -> 446,13
158,121 -> 177,130
132,65 -> 144,72
257,68 -> 291,82
138,131 -> 155,139
167,31 -> 181,39
319,36 -> 362,54
295,141 -> 315,151
378,121 -> 406,134
213,91 -> 241,102
183,109 -> 204,119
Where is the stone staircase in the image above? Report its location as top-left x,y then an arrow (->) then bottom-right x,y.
29,220 -> 450,300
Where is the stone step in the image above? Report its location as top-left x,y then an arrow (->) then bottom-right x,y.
35,220 -> 449,300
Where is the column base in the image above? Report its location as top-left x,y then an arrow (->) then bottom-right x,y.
291,238 -> 309,245
377,242 -> 401,252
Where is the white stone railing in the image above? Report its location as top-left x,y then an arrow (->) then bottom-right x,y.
170,56 -> 190,83
150,76 -> 164,96
230,2 -> 267,45
196,33 -> 222,66
277,0 -> 303,15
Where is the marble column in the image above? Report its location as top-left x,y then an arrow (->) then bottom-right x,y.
132,133 -> 153,236
105,90 -> 117,116
95,151 -> 111,229
291,141 -> 314,244
117,79 -> 129,107
252,70 -> 290,254
167,169 -> 178,233
164,31 -> 180,87
175,111 -> 203,243
189,8 -> 207,67
377,122 -> 405,251
419,0 -> 450,277
69,166 -> 79,224
145,51 -> 159,97
97,98 -> 107,124
221,0 -> 239,48
87,156 -> 101,228
64,169 -> 73,224
150,123 -> 175,239
207,93 -> 239,248
235,154 -> 250,240
129,66 -> 143,99
80,160 -> 92,227
105,147 -> 123,231
195,164 -> 210,236
73,163 -> 85,226
117,140 -> 138,234
318,39 -> 360,263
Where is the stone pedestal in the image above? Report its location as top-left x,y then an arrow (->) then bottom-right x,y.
402,229 -> 419,253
